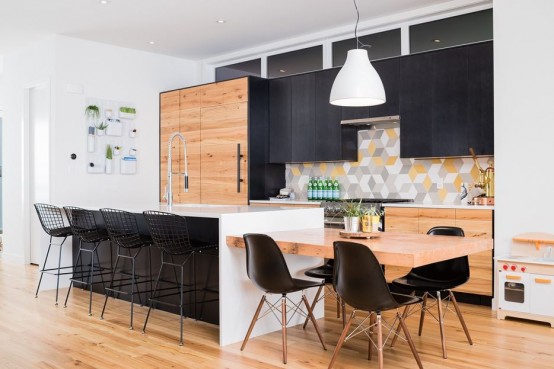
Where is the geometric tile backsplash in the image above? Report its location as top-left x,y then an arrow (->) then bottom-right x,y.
286,128 -> 493,204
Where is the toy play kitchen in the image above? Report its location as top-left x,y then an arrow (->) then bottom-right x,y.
497,232 -> 554,326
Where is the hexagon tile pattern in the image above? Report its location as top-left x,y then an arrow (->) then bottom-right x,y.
285,128 -> 493,204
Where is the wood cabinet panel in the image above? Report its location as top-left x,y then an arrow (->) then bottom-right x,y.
418,208 -> 456,234
200,143 -> 248,205
177,106 -> 201,204
180,86 -> 202,110
200,102 -> 248,146
456,209 -> 493,238
160,91 -> 180,202
201,78 -> 248,107
384,207 -> 419,234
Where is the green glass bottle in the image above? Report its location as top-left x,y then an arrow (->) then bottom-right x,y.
307,177 -> 313,200
317,177 -> 323,200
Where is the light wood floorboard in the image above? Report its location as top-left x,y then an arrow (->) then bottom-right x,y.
1,260 -> 554,368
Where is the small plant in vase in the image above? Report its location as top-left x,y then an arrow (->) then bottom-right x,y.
113,145 -> 121,156
361,206 -> 384,233
119,106 -> 136,119
95,121 -> 109,136
342,199 -> 362,232
85,105 -> 100,121
105,145 -> 113,174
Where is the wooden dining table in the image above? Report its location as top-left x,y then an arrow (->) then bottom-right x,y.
226,228 -> 494,268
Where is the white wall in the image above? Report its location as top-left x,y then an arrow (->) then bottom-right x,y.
494,2 -> 554,260
1,36 -> 200,263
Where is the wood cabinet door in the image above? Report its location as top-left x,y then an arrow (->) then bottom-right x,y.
455,209 -> 494,296
201,143 -> 248,205
176,107 -> 201,204
384,207 -> 419,233
201,102 -> 248,146
160,91 -> 180,202
201,78 -> 248,107
418,208 -> 456,234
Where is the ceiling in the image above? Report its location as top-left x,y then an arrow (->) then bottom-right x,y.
1,0 -> 457,61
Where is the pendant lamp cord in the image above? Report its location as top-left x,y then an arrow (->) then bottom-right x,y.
353,0 -> 360,49
352,0 -> 372,50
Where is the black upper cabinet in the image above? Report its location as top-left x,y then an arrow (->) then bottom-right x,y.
370,58 -> 400,118
269,77 -> 292,163
400,52 -> 434,158
315,68 -> 357,162
291,73 -> 316,162
400,41 -> 493,158
269,69 -> 357,163
467,42 -> 494,156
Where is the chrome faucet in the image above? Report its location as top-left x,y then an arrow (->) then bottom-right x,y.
165,132 -> 188,207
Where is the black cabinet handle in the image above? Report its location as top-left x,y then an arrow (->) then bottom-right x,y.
237,143 -> 241,193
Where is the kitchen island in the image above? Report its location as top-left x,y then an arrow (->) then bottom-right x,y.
60,204 -> 323,346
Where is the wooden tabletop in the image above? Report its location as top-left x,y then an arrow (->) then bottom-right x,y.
226,228 -> 493,268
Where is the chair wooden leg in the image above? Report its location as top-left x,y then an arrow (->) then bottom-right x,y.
436,291 -> 447,359
281,296 -> 287,364
240,296 -> 266,351
449,290 -> 473,345
328,311 -> 355,369
377,313 -> 384,369
303,285 -> 323,329
302,295 -> 327,351
418,293 -> 428,336
336,293 -> 341,318
390,291 -> 414,348
342,301 -> 346,327
368,312 -> 375,360
398,311 -> 424,369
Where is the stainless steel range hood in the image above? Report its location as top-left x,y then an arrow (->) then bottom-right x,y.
340,115 -> 400,130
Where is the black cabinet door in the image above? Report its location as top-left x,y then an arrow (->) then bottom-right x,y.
269,77 -> 292,163
291,73 -> 316,162
314,68 -> 357,161
400,52 -> 433,158
467,41 -> 494,156
431,46 -> 469,157
370,58 -> 400,118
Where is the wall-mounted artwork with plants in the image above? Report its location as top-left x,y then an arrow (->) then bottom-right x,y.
85,98 -> 138,175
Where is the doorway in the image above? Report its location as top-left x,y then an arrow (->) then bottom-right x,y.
27,83 -> 50,265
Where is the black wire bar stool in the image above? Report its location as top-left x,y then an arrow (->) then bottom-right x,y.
33,203 -> 74,305
142,210 -> 218,345
99,208 -> 154,330
63,206 -> 113,316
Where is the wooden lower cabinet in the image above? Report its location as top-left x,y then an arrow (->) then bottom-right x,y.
384,207 -> 494,297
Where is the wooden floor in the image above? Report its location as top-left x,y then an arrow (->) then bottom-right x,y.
1,260 -> 554,369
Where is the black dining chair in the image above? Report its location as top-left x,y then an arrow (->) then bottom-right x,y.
33,203 -> 74,305
329,241 -> 423,369
302,259 -> 344,328
63,206 -> 112,316
99,208 -> 154,330
142,210 -> 218,345
241,233 -> 327,364
391,226 -> 472,359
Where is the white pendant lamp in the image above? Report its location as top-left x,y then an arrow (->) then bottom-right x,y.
330,0 -> 386,107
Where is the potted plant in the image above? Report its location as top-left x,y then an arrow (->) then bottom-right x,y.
113,145 -> 121,156
361,206 -> 384,233
85,105 -> 100,122
342,200 -> 362,232
129,128 -> 137,138
105,145 -> 113,174
95,121 -> 109,136
119,106 -> 136,119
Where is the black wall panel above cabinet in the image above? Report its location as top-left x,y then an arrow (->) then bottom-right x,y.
370,58 -> 400,118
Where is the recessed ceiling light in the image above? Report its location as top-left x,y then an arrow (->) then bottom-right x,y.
279,69 -> 286,73
433,39 -> 441,43
148,41 -> 155,45
216,20 -> 226,24
98,0 -> 111,4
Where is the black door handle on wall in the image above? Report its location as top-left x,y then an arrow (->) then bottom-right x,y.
237,143 -> 244,193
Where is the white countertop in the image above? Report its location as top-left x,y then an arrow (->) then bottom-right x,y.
62,203 -> 322,219
250,200 -> 321,205
383,202 -> 495,210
